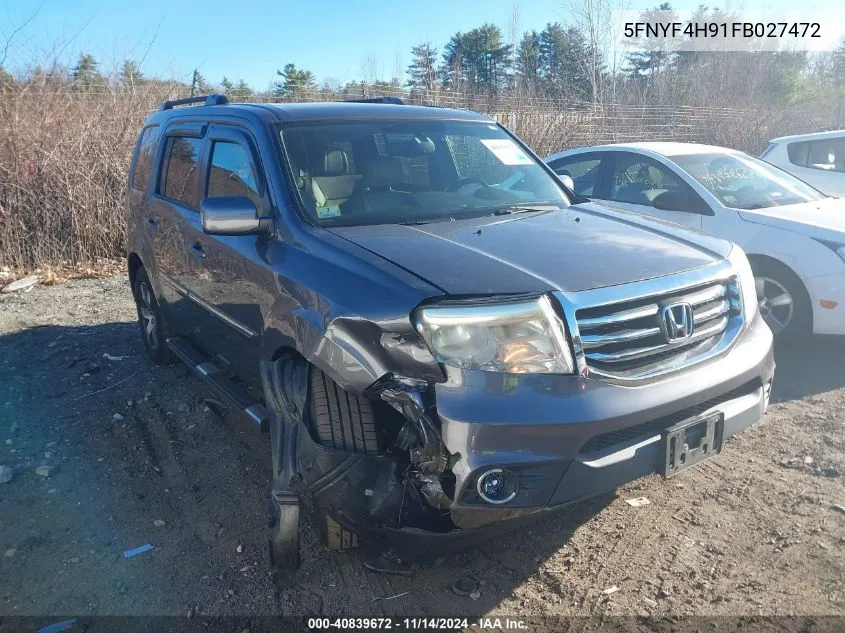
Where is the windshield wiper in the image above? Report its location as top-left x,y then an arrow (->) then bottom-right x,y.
743,203 -> 776,210
487,203 -> 564,216
399,215 -> 456,226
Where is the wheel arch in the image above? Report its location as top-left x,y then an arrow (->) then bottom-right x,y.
746,252 -> 815,333
127,252 -> 144,292
746,252 -> 810,295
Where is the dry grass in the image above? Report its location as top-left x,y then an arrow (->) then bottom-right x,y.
0,80 -> 837,271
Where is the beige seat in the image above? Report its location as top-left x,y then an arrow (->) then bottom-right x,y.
311,150 -> 360,207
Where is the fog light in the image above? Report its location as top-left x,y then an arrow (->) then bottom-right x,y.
476,468 -> 518,504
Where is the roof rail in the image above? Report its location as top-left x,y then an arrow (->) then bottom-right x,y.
158,94 -> 230,112
343,97 -> 405,105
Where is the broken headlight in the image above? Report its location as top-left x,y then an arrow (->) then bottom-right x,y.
413,295 -> 575,374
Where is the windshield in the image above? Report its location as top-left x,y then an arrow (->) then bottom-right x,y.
672,152 -> 825,210
279,119 -> 569,226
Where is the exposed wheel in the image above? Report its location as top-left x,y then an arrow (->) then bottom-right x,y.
132,266 -> 175,365
309,366 -> 379,551
750,260 -> 812,339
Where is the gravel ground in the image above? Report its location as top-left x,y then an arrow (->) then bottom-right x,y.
1,276 -> 844,619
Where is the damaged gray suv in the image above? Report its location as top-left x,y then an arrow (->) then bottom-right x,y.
127,95 -> 775,581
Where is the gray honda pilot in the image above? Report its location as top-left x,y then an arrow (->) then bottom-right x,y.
127,95 -> 774,582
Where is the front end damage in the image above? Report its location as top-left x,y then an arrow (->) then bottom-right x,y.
261,344 -> 542,581
262,296 -> 776,583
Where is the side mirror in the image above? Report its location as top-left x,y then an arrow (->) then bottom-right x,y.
200,196 -> 267,236
652,189 -> 692,212
556,173 -> 575,191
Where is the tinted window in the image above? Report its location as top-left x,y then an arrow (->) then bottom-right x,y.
548,155 -> 601,196
786,141 -> 809,166
609,154 -> 686,207
131,126 -> 161,191
806,138 -> 845,173
161,136 -> 203,207
207,141 -> 262,207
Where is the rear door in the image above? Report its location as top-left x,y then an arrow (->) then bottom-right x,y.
180,123 -> 271,386
148,122 -> 208,333
779,138 -> 845,198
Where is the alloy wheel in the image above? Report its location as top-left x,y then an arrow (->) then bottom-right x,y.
138,281 -> 158,350
755,276 -> 794,335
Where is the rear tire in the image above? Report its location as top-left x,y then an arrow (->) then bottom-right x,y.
309,367 -> 379,551
132,266 -> 175,365
750,259 -> 812,340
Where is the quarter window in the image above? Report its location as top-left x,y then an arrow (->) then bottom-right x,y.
161,136 -> 204,207
131,126 -> 161,191
787,138 -> 845,173
207,141 -> 263,207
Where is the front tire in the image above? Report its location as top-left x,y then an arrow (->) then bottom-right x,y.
750,260 -> 812,339
309,367 -> 379,551
132,266 -> 175,365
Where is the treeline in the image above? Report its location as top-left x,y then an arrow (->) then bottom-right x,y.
4,3 -> 844,112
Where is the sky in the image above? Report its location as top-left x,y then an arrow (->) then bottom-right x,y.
1,0 -> 843,89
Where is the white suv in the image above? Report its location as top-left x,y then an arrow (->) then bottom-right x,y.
762,130 -> 845,198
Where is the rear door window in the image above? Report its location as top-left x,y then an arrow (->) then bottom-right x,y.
131,125 -> 161,191
807,138 -> 845,172
160,136 -> 204,207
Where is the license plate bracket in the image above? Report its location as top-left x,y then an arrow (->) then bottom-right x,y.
663,412 -> 724,477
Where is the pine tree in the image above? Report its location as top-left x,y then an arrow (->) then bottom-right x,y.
625,3 -> 678,78
516,31 -> 541,89
439,25 -> 511,93
406,43 -> 438,97
232,79 -> 253,100
71,54 -> 105,89
440,32 -> 466,90
273,63 -> 316,100
120,59 -> 143,87
538,22 -> 568,90
221,77 -> 234,93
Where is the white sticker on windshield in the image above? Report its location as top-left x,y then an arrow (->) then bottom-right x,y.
480,139 -> 533,165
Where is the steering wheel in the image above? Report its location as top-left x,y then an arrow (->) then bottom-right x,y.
733,185 -> 755,200
448,177 -> 488,192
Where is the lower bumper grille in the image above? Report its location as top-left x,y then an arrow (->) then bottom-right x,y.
579,379 -> 760,454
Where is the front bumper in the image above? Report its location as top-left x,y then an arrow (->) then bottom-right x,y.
305,314 -> 773,559
807,269 -> 845,335
436,312 -> 774,525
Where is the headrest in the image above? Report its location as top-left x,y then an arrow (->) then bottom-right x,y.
323,150 -> 349,176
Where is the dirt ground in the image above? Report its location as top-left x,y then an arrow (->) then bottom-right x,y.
1,276 -> 844,619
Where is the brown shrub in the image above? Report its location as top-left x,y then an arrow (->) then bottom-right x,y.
0,82 -> 836,270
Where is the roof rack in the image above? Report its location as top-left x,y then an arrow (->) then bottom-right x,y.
343,97 -> 405,105
158,94 -> 229,111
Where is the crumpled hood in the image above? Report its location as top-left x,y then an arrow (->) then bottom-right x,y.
328,202 -> 727,295
739,197 -> 845,241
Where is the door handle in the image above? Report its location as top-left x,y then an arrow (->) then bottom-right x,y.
189,242 -> 206,260
147,218 -> 159,229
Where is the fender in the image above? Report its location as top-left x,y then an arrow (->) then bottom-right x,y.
260,295 -> 444,394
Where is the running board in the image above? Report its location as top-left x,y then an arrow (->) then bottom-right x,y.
167,336 -> 268,426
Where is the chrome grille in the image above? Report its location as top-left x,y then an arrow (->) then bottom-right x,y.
569,271 -> 742,383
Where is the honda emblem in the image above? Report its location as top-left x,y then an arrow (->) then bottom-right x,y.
661,302 -> 695,342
